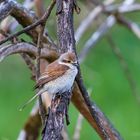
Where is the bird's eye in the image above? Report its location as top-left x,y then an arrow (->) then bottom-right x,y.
63,59 -> 71,63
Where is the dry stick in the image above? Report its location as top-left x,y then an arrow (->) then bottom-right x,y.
116,15 -> 140,39
35,0 -> 56,126
34,0 -> 45,17
73,113 -> 83,140
1,0 -> 136,139
36,25 -> 46,124
0,30 -> 36,78
0,0 -> 35,36
75,0 -> 115,43
79,15 -> 116,63
45,0 -> 122,139
104,3 -> 140,13
0,30 -> 36,80
79,0 -> 136,63
0,42 -> 58,62
75,0 -> 139,45
21,53 -> 36,80
76,68 -> 122,140
17,102 -> 41,140
107,36 -> 140,103
0,0 -> 13,21
42,0 -> 77,139
0,0 -> 56,45
73,90 -> 91,140
34,3 -> 46,123
0,29 -> 35,77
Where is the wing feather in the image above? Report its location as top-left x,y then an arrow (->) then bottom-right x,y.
34,61 -> 69,89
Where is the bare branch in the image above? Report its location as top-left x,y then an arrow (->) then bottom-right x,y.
0,0 -> 13,21
43,0 -> 77,139
0,42 -> 58,62
36,25 -> 46,124
76,73 -> 122,140
61,126 -> 70,140
79,15 -> 116,63
73,90 -> 91,140
17,102 -> 41,140
105,3 -> 140,13
116,15 -> 140,39
107,36 -> 140,103
34,0 -> 45,17
79,0 -> 136,63
73,114 -> 83,140
0,0 -> 56,45
75,0 -> 115,43
21,53 -> 36,79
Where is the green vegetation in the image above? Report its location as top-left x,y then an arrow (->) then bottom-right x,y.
0,1 -> 140,139
0,25 -> 140,139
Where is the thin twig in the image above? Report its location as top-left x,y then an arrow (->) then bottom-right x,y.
36,25 -> 46,125
105,3 -> 140,13
107,35 -> 140,103
116,15 -> 140,39
75,0 -> 115,43
76,65 -> 122,140
17,102 -> 41,140
34,0 -> 45,17
79,15 -> 116,63
21,53 -> 36,79
0,0 -> 56,45
73,90 -> 91,140
79,0 -> 136,63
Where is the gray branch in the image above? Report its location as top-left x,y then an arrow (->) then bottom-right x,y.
0,42 -> 58,62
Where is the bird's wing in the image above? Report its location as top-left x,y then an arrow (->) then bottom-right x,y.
34,61 -> 69,89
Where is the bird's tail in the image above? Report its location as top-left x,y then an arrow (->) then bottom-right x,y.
19,90 -> 43,111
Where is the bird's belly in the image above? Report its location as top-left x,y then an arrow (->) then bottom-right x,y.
44,68 -> 77,94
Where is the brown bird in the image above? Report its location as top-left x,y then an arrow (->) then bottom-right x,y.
20,52 -> 78,110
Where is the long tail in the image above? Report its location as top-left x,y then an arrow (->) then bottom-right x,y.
19,90 -> 43,111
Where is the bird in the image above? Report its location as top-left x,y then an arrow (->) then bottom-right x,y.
20,52 -> 78,110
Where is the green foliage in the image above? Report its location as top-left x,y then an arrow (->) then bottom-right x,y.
1,1 -> 140,139
1,25 -> 140,139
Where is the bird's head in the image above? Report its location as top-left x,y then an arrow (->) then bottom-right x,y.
59,52 -> 78,68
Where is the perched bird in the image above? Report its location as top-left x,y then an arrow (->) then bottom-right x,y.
20,52 -> 78,110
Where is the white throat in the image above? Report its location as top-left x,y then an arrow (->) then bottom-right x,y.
59,61 -> 76,69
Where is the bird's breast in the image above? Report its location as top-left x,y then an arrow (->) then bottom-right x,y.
44,68 -> 78,94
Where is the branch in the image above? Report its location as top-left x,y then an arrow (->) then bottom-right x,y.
42,92 -> 71,140
21,53 -> 36,80
79,15 -> 116,63
0,0 -> 56,45
0,0 -> 13,21
36,25 -> 46,125
116,15 -> 140,39
72,90 -> 91,140
76,71 -> 122,139
73,114 -> 83,140
0,0 -> 35,34
75,0 -> 115,43
105,3 -> 140,13
0,42 -> 58,62
34,0 -> 45,17
107,36 -> 140,103
43,0 -> 77,139
79,0 -> 136,63
17,102 -> 41,140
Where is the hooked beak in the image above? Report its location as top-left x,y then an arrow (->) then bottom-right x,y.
72,62 -> 78,67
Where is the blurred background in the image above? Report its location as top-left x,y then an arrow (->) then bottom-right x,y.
0,0 -> 140,139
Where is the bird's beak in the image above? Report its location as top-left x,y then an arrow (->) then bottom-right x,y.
72,62 -> 78,67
